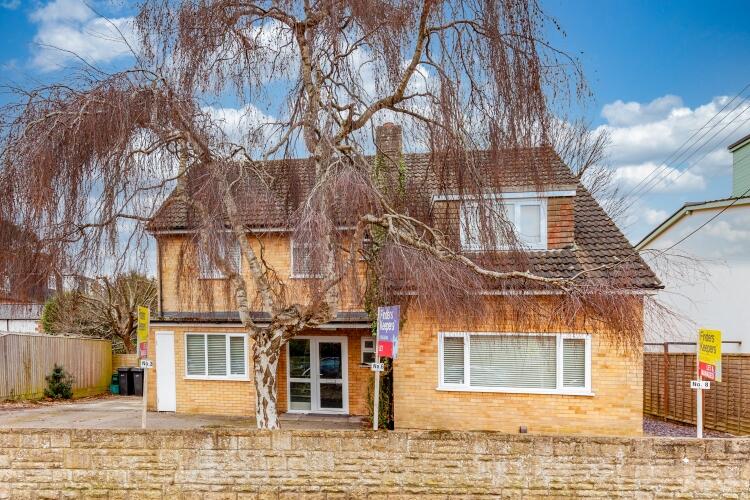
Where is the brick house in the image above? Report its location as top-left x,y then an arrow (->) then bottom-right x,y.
145,125 -> 659,436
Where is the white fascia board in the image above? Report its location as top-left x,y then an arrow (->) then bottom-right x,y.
432,190 -> 576,202
150,225 -> 357,236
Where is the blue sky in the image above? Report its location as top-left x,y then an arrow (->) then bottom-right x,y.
1,0 -> 749,244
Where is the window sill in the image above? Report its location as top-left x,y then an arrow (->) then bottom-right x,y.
436,385 -> 594,397
184,376 -> 250,382
359,363 -> 373,368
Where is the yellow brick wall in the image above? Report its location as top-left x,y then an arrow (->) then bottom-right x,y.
157,234 -> 365,314
393,300 -> 644,436
147,325 -> 373,417
147,325 -> 254,417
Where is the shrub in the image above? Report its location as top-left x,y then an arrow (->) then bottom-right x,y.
44,364 -> 74,399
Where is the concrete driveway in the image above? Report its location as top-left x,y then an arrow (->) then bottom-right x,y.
0,396 -> 364,430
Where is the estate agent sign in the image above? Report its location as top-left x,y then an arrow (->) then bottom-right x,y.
698,328 -> 721,382
372,305 -> 400,430
137,306 -> 150,359
377,305 -> 400,359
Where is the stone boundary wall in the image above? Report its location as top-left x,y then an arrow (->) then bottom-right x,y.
0,428 -> 749,498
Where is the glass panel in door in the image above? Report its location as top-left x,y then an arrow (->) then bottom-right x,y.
288,339 -> 311,411
318,341 -> 344,410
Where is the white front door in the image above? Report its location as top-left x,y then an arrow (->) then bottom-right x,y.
287,336 -> 348,414
155,331 -> 177,412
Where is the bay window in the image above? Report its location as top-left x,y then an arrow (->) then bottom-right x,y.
438,332 -> 591,395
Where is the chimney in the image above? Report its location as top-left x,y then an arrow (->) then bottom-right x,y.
374,123 -> 403,192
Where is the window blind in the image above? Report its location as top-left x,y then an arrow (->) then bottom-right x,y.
562,338 -> 586,388
186,334 -> 245,378
442,336 -> 465,384
186,334 -> 206,376
229,336 -> 246,375
292,241 -> 314,276
469,335 -> 556,389
207,335 -> 227,376
199,242 -> 241,279
519,204 -> 541,244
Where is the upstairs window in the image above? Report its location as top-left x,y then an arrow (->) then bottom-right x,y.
291,239 -> 325,278
198,242 -> 241,279
459,197 -> 547,251
438,332 -> 590,395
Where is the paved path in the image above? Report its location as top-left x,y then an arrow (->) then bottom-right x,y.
0,396 -> 364,430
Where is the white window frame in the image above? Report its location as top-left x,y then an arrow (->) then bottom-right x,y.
290,239 -> 324,279
437,332 -> 592,396
184,332 -> 250,381
459,197 -> 548,251
361,336 -> 376,365
285,335 -> 349,415
198,243 -> 242,280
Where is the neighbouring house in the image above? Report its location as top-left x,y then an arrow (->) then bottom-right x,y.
0,303 -> 45,333
0,220 -> 59,333
638,134 -> 750,353
145,124 -> 660,436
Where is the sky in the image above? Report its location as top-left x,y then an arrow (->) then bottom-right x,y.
1,0 -> 749,245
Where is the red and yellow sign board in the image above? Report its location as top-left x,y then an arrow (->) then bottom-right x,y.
698,328 -> 721,382
137,306 -> 150,359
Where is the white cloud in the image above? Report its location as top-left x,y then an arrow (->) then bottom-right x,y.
29,0 -> 135,72
602,94 -> 683,127
599,95 -> 750,187
203,104 -> 279,150
612,162 -> 706,193
30,0 -> 92,23
1,0 -> 20,9
644,208 -> 669,225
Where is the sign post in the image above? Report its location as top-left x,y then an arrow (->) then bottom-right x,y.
373,305 -> 399,430
695,328 -> 721,438
137,306 -> 150,430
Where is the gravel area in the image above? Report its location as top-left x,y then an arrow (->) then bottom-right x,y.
644,415 -> 734,438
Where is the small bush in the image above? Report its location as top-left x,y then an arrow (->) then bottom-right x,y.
44,364 -> 74,399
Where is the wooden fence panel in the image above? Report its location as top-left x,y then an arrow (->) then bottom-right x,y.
644,353 -> 750,435
0,333 -> 112,400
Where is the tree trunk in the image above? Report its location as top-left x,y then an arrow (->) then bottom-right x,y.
121,328 -> 136,354
253,331 -> 281,429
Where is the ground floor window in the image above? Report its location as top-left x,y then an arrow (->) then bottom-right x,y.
185,333 -> 248,380
438,332 -> 591,395
361,336 -> 376,365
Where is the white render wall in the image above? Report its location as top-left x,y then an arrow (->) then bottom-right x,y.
0,319 -> 39,333
641,204 -> 750,353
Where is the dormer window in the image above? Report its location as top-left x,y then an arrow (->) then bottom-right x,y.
459,197 -> 547,251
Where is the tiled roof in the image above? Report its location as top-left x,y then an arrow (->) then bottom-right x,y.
148,147 -> 659,289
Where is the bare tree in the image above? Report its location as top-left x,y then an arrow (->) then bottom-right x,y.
43,272 -> 157,353
0,0 -> 653,428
